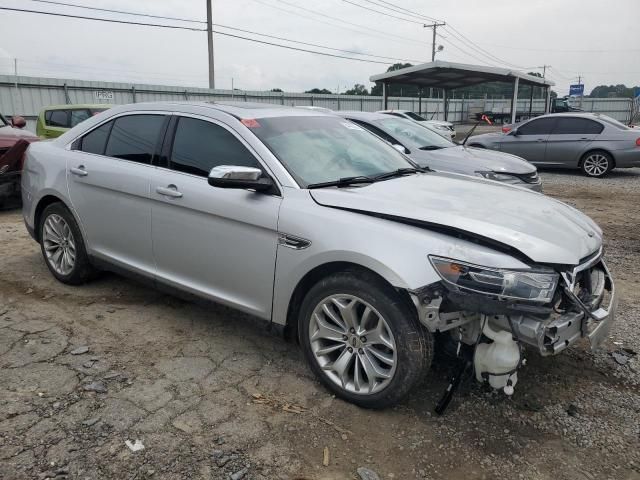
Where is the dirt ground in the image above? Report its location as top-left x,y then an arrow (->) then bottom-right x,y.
1,170 -> 639,480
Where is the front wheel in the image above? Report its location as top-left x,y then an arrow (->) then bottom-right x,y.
299,271 -> 433,408
581,151 -> 613,178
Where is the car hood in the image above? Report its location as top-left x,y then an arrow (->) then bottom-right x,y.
425,120 -> 453,128
408,146 -> 535,175
470,132 -> 504,142
309,172 -> 601,266
0,125 -> 38,148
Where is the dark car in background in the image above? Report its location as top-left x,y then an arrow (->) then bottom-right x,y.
469,113 -> 640,177
0,113 -> 38,207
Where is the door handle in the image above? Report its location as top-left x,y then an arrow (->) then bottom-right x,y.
70,166 -> 88,177
156,185 -> 183,198
536,138 -> 546,142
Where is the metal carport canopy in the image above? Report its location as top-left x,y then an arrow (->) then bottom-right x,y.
370,60 -> 556,123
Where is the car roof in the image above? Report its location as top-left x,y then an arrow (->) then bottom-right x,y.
42,104 -> 113,111
108,101 -> 337,120
536,112 -> 609,120
378,109 -> 411,114
336,111 -> 391,121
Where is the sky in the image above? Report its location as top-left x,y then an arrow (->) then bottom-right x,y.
0,0 -> 638,96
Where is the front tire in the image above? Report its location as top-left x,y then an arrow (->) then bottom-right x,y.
39,202 -> 95,285
581,151 -> 613,178
299,271 -> 433,408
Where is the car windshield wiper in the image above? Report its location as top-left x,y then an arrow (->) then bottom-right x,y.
373,167 -> 430,181
307,175 -> 375,189
419,145 -> 445,150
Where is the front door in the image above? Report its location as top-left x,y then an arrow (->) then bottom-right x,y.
67,113 -> 167,275
150,115 -> 282,319
499,117 -> 557,163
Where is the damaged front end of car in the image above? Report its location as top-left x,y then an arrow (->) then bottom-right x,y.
409,248 -> 617,406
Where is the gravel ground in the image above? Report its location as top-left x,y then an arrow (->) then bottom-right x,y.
1,169 -> 639,480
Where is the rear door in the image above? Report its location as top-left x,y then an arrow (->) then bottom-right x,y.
544,117 -> 603,167
150,114 -> 282,319
499,117 -> 557,163
67,113 -> 167,276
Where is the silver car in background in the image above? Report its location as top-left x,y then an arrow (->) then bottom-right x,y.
469,113 -> 640,177
22,102 -> 615,408
378,109 -> 457,140
340,111 -> 542,191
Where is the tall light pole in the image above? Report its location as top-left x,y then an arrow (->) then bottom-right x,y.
206,0 -> 215,90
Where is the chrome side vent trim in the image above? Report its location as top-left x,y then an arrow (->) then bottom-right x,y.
278,233 -> 311,250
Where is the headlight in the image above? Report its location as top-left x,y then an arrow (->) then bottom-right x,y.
434,124 -> 449,131
429,256 -> 559,303
476,171 -> 516,182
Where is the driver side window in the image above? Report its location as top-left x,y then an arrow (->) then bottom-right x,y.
517,118 -> 556,135
170,117 -> 262,177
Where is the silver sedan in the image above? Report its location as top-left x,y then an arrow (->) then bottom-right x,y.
22,102 -> 614,408
469,113 -> 640,177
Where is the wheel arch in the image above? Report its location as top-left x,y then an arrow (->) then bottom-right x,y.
283,261 -> 413,343
33,194 -> 80,243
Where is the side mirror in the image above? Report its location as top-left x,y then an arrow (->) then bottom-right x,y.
508,129 -> 519,136
208,165 -> 274,192
11,116 -> 26,129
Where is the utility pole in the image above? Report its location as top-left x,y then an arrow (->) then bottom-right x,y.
206,0 -> 215,90
424,22 -> 446,61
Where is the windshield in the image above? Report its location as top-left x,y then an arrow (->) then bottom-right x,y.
249,116 -> 415,187
375,117 -> 453,149
404,111 -> 427,121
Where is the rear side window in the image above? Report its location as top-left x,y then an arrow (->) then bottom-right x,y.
70,109 -> 91,128
79,121 -> 113,155
105,115 -> 165,164
552,118 -> 604,135
48,110 -> 69,128
517,117 -> 556,135
170,117 -> 261,177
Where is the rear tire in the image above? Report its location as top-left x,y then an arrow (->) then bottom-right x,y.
38,202 -> 96,285
298,270 -> 433,408
580,151 -> 613,178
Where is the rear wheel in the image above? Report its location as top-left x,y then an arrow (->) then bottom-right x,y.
581,151 -> 613,178
39,203 -> 95,285
299,271 -> 433,408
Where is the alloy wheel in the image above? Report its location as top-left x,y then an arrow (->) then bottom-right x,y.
583,154 -> 609,177
43,214 -> 76,276
308,294 -> 397,395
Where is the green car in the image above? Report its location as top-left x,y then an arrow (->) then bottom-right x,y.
36,104 -> 112,138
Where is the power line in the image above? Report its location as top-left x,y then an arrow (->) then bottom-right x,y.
341,0 -> 425,24
442,25 -> 528,70
0,6 -> 400,65
360,0 -> 441,22
29,0 -> 204,24
24,0 -> 425,62
265,0 -> 425,45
